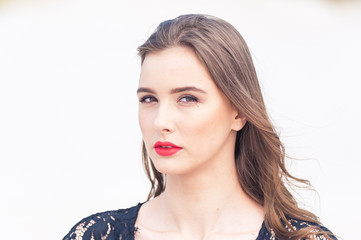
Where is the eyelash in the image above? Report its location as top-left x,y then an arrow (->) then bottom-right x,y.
178,95 -> 198,103
139,96 -> 157,103
139,95 -> 199,104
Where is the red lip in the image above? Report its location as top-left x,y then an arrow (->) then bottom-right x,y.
154,141 -> 182,156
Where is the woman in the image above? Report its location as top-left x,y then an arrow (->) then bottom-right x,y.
63,14 -> 336,240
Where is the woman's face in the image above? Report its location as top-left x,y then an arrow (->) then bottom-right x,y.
137,46 -> 245,176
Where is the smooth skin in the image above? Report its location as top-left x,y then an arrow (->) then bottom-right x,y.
136,46 -> 264,240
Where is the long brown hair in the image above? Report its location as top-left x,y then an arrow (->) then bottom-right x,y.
137,14 -> 333,239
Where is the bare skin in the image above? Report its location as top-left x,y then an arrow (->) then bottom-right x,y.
135,46 -> 264,240
135,173 -> 264,240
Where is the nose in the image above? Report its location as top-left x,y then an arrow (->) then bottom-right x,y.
153,102 -> 175,134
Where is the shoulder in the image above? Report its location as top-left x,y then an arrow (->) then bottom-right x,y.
287,219 -> 337,239
258,218 -> 337,240
62,203 -> 143,240
287,219 -> 332,232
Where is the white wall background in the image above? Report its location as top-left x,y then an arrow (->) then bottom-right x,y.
0,0 -> 360,239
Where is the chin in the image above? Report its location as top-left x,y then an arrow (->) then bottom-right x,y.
151,159 -> 192,176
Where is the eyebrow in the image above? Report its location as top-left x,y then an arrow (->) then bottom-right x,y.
137,87 -> 155,94
137,86 -> 207,94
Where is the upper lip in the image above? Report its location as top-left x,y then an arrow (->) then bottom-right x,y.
154,141 -> 182,148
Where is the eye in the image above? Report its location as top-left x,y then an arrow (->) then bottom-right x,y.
139,96 -> 157,103
178,95 -> 198,103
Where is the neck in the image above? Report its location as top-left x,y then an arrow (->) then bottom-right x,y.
163,160 -> 243,215
151,161 -> 264,239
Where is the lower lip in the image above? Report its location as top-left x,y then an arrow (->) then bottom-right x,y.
155,147 -> 182,156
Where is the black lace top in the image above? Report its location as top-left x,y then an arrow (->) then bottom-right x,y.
63,203 -> 336,240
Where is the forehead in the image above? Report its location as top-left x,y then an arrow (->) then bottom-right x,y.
139,46 -> 214,88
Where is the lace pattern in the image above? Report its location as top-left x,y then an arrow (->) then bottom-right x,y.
63,203 -> 336,240
63,203 -> 141,240
257,219 -> 335,240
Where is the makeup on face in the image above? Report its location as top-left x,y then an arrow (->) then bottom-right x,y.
153,141 -> 183,156
138,47 -> 240,176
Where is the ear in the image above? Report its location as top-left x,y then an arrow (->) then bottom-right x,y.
231,111 -> 247,131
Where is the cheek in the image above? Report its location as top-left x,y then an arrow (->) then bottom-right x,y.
183,105 -> 233,144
